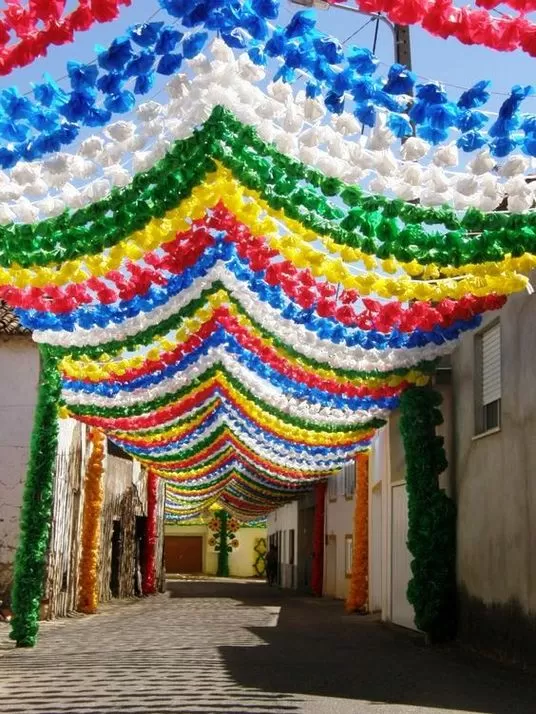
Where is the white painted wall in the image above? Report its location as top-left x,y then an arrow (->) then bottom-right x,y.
0,337 -> 39,599
323,468 -> 355,600
267,500 -> 298,587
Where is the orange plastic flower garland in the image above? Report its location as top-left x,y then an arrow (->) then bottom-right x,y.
311,481 -> 327,596
345,452 -> 369,613
77,428 -> 106,615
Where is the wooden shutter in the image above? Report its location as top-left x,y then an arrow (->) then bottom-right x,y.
482,324 -> 501,406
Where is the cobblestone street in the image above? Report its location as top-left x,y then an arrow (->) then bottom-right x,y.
1,579 -> 535,714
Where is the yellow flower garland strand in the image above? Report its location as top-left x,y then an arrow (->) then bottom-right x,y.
0,166 -> 529,301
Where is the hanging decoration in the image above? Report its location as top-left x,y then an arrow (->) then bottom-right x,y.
9,350 -> 61,647
345,452 -> 369,614
142,469 -> 158,595
335,0 -> 536,57
1,0 -> 536,172
399,386 -> 457,642
78,427 -> 106,614
4,0 -> 533,647
0,0 -> 132,76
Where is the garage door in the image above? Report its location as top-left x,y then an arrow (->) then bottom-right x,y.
164,536 -> 203,574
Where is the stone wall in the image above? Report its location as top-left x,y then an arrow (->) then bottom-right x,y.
0,336 -> 38,603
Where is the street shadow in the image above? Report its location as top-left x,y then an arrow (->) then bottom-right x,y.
168,579 -> 536,714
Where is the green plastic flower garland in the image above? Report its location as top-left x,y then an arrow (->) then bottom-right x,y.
9,350 -> 61,647
399,386 -> 457,642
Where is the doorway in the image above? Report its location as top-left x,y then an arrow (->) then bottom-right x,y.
110,520 -> 122,598
164,536 -> 203,574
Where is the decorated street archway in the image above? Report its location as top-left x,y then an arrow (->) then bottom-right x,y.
1,0 -> 535,647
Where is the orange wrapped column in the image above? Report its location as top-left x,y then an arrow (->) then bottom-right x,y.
311,481 -> 327,596
345,452 -> 369,613
78,429 -> 106,615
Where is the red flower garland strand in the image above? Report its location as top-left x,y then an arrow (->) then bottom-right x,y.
0,0 -> 132,76
345,452 -> 369,613
141,469 -> 158,595
335,0 -> 536,56
311,481 -> 327,596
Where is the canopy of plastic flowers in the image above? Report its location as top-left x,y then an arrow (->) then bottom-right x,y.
1,0 -> 535,521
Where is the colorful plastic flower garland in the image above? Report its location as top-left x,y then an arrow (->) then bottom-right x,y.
0,0 -> 132,76
78,428 -> 106,615
338,0 -> 536,57
345,452 -> 368,613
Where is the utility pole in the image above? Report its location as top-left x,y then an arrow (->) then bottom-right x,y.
288,0 -> 412,69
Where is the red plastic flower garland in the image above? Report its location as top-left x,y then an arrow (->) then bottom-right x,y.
142,469 -> 158,595
0,0 -> 132,76
335,0 -> 536,56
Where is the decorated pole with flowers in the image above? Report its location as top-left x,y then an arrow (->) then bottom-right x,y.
77,428 -> 106,615
142,470 -> 159,595
10,349 -> 61,648
345,452 -> 369,613
208,510 -> 240,577
311,481 -> 327,596
399,386 -> 457,642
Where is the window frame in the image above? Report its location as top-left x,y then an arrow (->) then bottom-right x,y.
474,320 -> 501,437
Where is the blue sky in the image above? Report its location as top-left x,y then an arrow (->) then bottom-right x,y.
0,1 -> 535,118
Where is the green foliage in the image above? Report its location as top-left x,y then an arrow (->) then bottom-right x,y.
399,386 -> 457,642
10,350 -> 61,647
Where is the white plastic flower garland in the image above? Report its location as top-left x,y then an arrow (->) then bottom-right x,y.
0,41 -> 533,224
38,263 -> 455,370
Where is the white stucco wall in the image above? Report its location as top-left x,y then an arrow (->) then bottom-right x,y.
452,291 -> 536,615
267,501 -> 298,587
324,471 -> 354,600
0,337 -> 39,598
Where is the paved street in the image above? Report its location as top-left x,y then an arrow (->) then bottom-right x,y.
1,579 -> 535,714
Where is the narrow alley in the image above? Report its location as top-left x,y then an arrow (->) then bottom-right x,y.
1,580 -> 534,714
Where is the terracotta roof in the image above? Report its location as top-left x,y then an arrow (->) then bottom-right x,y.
0,300 -> 29,335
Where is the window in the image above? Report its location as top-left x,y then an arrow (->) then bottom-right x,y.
328,474 -> 338,501
345,535 -> 353,577
475,323 -> 501,434
343,461 -> 356,499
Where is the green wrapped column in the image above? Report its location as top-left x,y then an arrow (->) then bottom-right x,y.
10,348 -> 61,647
399,386 -> 457,642
216,510 -> 230,577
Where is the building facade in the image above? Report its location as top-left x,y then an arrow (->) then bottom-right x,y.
164,521 -> 267,578
0,322 -> 165,618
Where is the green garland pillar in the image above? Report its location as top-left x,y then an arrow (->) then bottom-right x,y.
10,349 -> 61,647
216,510 -> 230,577
399,386 -> 457,642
